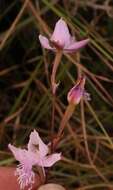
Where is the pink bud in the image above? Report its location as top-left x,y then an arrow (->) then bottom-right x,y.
67,76 -> 90,105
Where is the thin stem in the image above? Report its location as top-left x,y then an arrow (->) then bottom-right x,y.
81,100 -> 92,164
22,0 -> 50,35
57,103 -> 75,141
81,100 -> 111,186
50,51 -> 62,151
51,51 -> 62,94
0,0 -> 29,50
50,95 -> 55,152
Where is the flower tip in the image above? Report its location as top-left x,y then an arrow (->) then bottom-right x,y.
8,143 -> 11,149
82,38 -> 90,46
56,18 -> 67,30
39,35 -> 53,50
57,152 -> 62,159
38,34 -> 43,41
33,129 -> 37,133
85,38 -> 90,43
8,143 -> 14,150
59,152 -> 62,159
8,143 -> 11,147
57,17 -> 64,23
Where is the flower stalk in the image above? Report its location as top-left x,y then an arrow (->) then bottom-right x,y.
50,50 -> 62,152
53,76 -> 90,149
51,50 -> 62,94
52,103 -> 75,150
57,103 -> 75,139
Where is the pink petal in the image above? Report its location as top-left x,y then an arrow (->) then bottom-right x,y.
16,163 -> 35,190
42,153 -> 61,167
39,35 -> 54,50
8,144 -> 28,162
64,38 -> 89,52
28,130 -> 48,157
8,144 -> 38,189
67,86 -> 83,105
51,18 -> 71,47
8,144 -> 38,165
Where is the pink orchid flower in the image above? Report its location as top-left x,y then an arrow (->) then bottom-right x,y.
67,76 -> 90,105
39,18 -> 89,52
8,130 -> 61,190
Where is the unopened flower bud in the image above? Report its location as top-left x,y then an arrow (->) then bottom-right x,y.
67,76 -> 90,105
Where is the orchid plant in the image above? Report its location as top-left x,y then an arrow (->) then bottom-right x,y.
9,18 -> 90,190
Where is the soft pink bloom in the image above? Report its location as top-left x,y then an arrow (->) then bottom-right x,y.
8,130 -> 61,190
67,76 -> 90,105
39,18 -> 89,52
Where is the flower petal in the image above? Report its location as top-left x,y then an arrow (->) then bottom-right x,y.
39,35 -> 54,50
42,153 -> 61,167
67,86 -> 84,105
28,130 -> 48,157
64,38 -> 89,52
8,144 -> 28,162
8,144 -> 38,189
51,18 -> 71,47
16,163 -> 35,190
8,144 -> 38,165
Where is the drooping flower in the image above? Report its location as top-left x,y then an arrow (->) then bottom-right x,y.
67,76 -> 90,105
8,130 -> 61,190
39,18 -> 89,53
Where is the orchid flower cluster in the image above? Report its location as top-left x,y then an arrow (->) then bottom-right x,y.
9,18 -> 90,190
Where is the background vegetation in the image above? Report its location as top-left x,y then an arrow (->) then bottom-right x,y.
0,0 -> 113,189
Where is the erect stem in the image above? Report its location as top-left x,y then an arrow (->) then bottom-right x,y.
81,100 -> 110,185
50,95 -> 55,152
50,50 -> 62,152
53,103 -> 75,150
58,103 -> 75,137
51,50 -> 62,94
